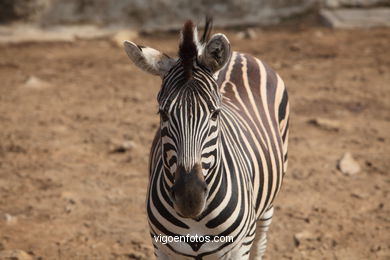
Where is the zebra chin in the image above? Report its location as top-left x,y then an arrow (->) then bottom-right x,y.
170,163 -> 208,219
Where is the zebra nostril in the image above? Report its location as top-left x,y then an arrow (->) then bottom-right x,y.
203,186 -> 209,198
170,188 -> 176,201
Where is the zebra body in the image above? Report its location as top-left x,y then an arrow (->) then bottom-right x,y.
124,19 -> 289,260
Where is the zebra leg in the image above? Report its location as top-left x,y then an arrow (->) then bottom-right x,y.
249,206 -> 274,260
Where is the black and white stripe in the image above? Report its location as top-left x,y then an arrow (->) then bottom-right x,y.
147,51 -> 289,259
124,19 -> 289,260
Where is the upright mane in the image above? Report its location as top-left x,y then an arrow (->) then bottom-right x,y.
178,20 -> 197,80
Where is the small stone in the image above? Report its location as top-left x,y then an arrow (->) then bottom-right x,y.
126,251 -> 147,260
3,213 -> 17,225
292,63 -> 303,71
0,250 -> 33,260
314,30 -> 324,38
110,140 -> 136,153
307,118 -> 340,131
293,231 -> 317,247
236,28 -> 257,39
338,152 -> 360,175
246,29 -> 257,39
377,137 -> 385,142
370,245 -> 381,253
122,140 -> 136,149
289,44 -> 301,52
351,192 -> 368,199
23,76 -> 50,89
61,191 -> 78,204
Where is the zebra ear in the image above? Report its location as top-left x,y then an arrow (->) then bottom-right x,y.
123,41 -> 175,77
198,33 -> 231,73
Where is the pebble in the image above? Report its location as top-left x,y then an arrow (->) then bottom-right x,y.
292,63 -> 303,71
23,76 -> 50,89
0,250 -> 33,260
338,152 -> 360,175
314,30 -> 324,38
236,28 -> 257,39
110,140 -> 136,153
293,231 -> 318,247
307,117 -> 341,131
3,213 -> 17,225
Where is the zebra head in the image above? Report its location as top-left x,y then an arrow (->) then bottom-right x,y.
124,19 -> 231,219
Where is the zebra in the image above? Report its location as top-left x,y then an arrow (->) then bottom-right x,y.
123,18 -> 289,260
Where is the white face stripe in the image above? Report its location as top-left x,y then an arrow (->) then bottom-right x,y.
162,95 -> 219,172
159,65 -> 222,174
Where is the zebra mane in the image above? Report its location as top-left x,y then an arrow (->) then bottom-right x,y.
178,20 -> 197,80
178,18 -> 214,81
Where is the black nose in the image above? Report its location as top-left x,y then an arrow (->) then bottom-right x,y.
170,164 -> 208,218
172,164 -> 207,192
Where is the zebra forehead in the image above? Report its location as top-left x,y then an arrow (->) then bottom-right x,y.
167,88 -> 219,112
159,70 -> 221,108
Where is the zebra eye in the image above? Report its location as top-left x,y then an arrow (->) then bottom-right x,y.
159,109 -> 169,122
210,109 -> 220,121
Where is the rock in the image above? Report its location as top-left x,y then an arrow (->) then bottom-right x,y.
61,191 -> 78,204
307,118 -> 340,131
65,204 -> 75,214
0,249 -> 33,260
314,30 -> 324,38
110,140 -> 136,153
338,152 -> 360,175
2,213 -> 17,225
23,76 -> 50,89
377,137 -> 385,142
292,63 -> 303,71
126,251 -> 147,260
289,44 -> 301,52
111,30 -> 138,47
236,28 -> 257,39
351,192 -> 368,199
293,231 -> 318,247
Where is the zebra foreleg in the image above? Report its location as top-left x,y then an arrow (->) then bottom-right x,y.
249,206 -> 274,260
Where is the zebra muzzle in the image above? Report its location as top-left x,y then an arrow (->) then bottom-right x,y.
170,164 -> 208,219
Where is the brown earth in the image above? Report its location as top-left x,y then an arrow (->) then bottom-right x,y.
0,22 -> 389,260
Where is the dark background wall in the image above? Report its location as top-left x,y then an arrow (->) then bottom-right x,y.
1,0 -> 388,30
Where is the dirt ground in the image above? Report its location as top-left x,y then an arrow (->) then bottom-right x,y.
0,20 -> 389,260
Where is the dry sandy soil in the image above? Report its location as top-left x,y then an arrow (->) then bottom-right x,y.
0,20 -> 389,259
